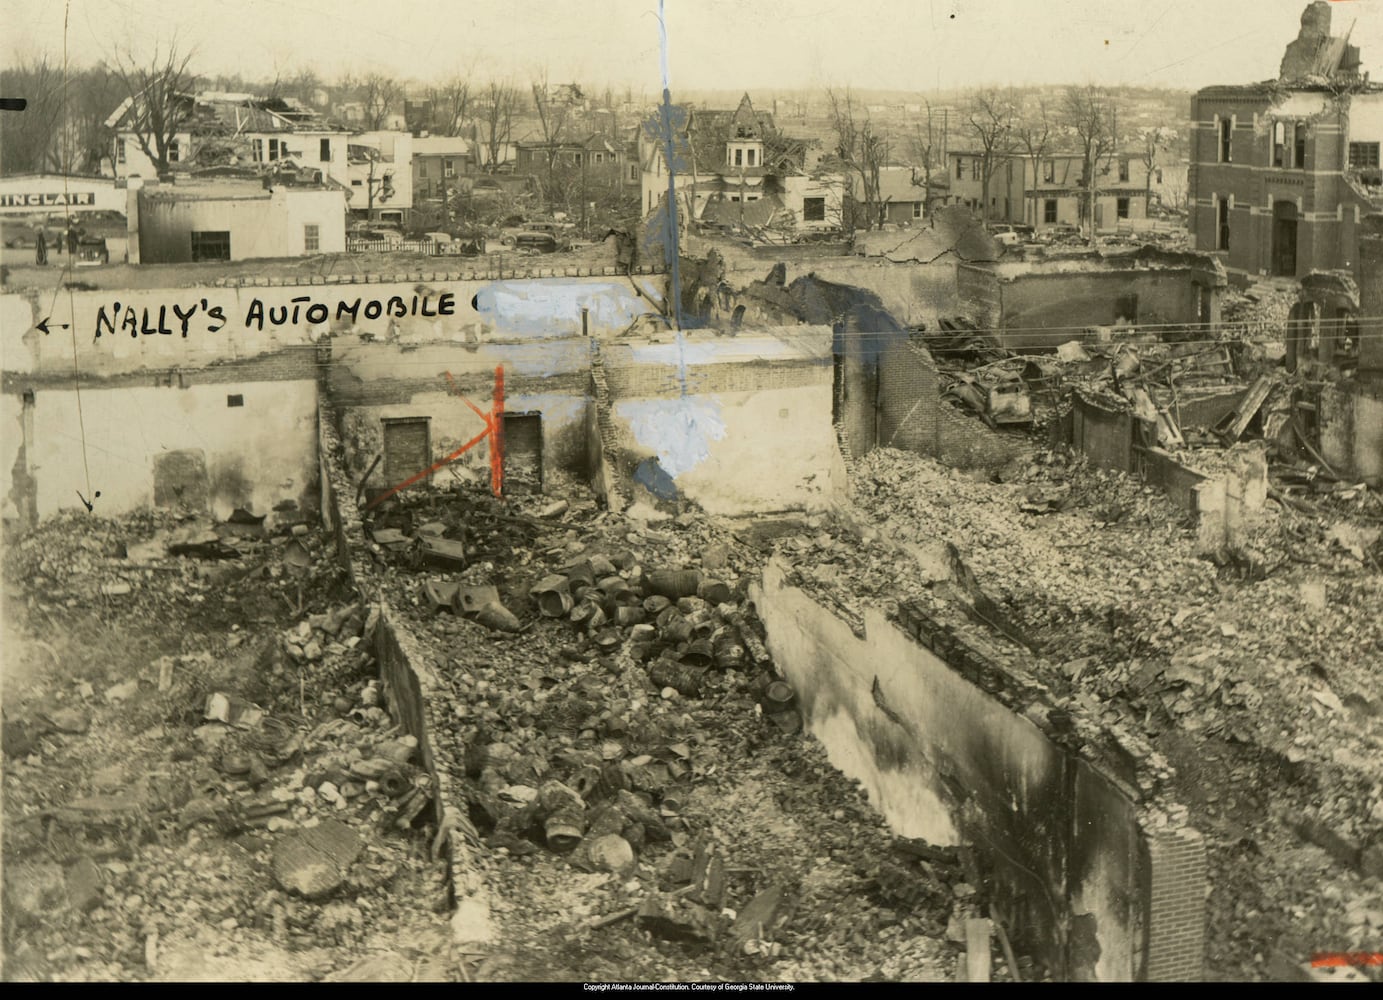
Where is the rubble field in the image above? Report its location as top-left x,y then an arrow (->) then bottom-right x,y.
6,426 -> 1379,982
2,485 -> 1031,983
825,445 -> 1383,982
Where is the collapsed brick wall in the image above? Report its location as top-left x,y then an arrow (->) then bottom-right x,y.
877,340 -> 941,455
317,401 -> 483,913
752,558 -> 1207,982
1145,827 -> 1209,982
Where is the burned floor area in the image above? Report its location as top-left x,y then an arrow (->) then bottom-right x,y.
1,486 -> 1002,983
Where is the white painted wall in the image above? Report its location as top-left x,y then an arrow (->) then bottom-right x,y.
3,380 -> 318,522
1347,93 -> 1383,147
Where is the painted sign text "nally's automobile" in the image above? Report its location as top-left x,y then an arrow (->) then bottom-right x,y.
92,293 -> 459,339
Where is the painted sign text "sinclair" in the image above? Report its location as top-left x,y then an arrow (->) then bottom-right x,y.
1,192 -> 97,208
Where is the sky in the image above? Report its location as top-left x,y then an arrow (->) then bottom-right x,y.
2,0 -> 1382,95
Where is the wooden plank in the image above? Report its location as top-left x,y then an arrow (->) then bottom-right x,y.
1213,374 -> 1273,443
966,918 -> 993,983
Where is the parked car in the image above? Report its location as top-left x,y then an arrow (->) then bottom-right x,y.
348,225 -> 403,247
73,236 -> 110,266
987,225 -> 1021,248
1040,223 -> 1084,244
512,232 -> 561,254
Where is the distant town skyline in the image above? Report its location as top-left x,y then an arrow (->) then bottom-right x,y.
3,0 -> 1381,96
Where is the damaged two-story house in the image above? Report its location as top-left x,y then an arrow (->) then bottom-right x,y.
639,93 -> 845,236
107,91 -> 414,226
1188,1 -> 1383,280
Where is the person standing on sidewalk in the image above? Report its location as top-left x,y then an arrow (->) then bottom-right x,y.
35,228 -> 48,266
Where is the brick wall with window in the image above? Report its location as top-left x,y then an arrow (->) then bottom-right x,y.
1349,142 -> 1380,169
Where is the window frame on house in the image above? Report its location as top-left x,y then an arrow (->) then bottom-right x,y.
168,139 -> 180,163
1216,196 -> 1231,251
955,156 -> 964,179
1348,141 -> 1380,169
1116,196 -> 1130,219
418,160 -> 428,179
116,138 -> 127,165
912,202 -> 923,220
304,223 -> 320,253
734,148 -> 743,167
1043,159 -> 1055,183
1044,198 -> 1057,223
252,138 -> 265,163
190,230 -> 231,262
1273,121 -> 1287,168
747,148 -> 755,167
320,137 -> 332,161
802,196 -> 826,222
444,158 -> 456,177
1294,123 -> 1308,170
1219,118 -> 1233,163
971,160 -> 980,181
1117,159 -> 1129,183
268,138 -> 281,161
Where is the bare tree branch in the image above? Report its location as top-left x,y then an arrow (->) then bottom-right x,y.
110,38 -> 198,179
1013,98 -> 1053,228
0,56 -> 68,173
479,80 -> 518,173
827,88 -> 887,231
964,87 -> 1019,222
1061,84 -> 1124,243
360,72 -> 402,130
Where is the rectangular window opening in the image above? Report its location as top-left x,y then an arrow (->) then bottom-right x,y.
1349,142 -> 1380,169
1220,119 -> 1233,163
227,394 -> 244,407
1117,197 -> 1130,219
803,197 -> 826,222
190,231 -> 231,262
1044,199 -> 1057,223
320,137 -> 331,161
304,224 -> 320,253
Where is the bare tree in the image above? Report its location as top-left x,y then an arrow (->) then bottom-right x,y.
905,100 -> 946,220
827,88 -> 887,231
361,72 -> 402,130
1138,125 -> 1178,215
0,57 -> 68,173
111,39 -> 198,179
66,64 -> 123,173
479,81 -> 518,173
964,88 -> 1018,222
1062,84 -> 1123,242
428,75 -> 473,136
1013,98 -> 1054,228
531,69 -> 576,213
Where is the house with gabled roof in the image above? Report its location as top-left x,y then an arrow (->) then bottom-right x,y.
638,93 -> 845,236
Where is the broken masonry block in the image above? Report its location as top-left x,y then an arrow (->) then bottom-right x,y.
636,893 -> 719,943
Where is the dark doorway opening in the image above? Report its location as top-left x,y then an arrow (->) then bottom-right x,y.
382,417 -> 431,491
501,411 -> 543,494
1272,201 -> 1298,277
